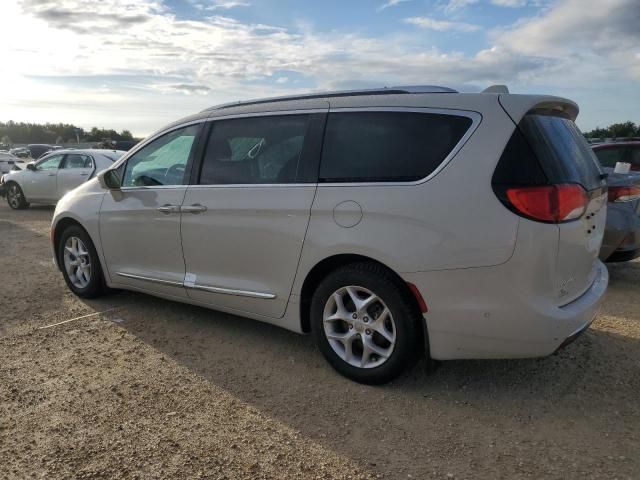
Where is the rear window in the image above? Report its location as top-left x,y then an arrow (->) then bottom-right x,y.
594,147 -> 627,168
319,111 -> 472,183
519,114 -> 603,190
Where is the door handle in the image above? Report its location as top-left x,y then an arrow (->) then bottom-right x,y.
80,173 -> 89,176
157,204 -> 180,214
47,173 -> 56,176
181,204 -> 207,214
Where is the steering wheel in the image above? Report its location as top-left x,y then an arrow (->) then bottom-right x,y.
166,163 -> 185,183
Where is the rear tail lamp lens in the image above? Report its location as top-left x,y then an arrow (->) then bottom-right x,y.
608,186 -> 640,203
506,184 -> 588,223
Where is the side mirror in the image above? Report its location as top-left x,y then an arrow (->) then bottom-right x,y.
26,163 -> 36,171
97,169 -> 121,190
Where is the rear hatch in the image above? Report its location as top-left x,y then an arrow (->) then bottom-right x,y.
516,113 -> 607,303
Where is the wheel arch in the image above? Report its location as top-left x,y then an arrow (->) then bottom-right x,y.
52,217 -> 92,270
298,254 -> 426,342
4,179 -> 24,196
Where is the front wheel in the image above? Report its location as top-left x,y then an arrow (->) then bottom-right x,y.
311,262 -> 423,384
6,182 -> 29,210
58,225 -> 106,298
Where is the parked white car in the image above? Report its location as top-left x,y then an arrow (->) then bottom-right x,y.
2,149 -> 125,209
51,86 -> 609,384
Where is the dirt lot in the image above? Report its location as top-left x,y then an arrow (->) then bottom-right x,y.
0,202 -> 639,480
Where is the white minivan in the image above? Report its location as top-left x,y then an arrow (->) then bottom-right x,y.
51,86 -> 609,384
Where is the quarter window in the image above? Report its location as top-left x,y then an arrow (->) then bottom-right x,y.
122,124 -> 201,187
199,115 -> 310,185
319,112 -> 472,182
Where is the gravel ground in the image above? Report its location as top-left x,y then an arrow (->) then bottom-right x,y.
0,202 -> 639,479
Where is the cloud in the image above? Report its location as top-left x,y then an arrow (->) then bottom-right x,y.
204,1 -> 251,10
1,0 -> 638,134
492,0 -> 640,76
404,16 -> 481,32
443,0 -> 479,14
491,0 -> 528,6
377,0 -> 411,12
164,84 -> 212,94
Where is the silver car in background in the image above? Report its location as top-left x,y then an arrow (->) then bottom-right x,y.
1,149 -> 125,209
0,151 -> 21,175
598,171 -> 640,262
50,86 -> 608,384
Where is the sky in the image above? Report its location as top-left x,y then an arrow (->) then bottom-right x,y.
0,0 -> 638,137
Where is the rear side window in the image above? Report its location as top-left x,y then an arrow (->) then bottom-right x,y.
518,114 -> 603,190
319,112 -> 472,183
200,115 -> 310,185
63,154 -> 93,169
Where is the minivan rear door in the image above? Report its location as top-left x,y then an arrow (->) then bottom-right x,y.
179,110 -> 327,318
518,113 -> 607,303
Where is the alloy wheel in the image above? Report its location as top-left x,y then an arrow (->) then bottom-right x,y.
323,285 -> 396,369
63,236 -> 92,289
7,185 -> 21,209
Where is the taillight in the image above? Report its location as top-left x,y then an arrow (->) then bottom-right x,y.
608,185 -> 640,203
505,184 -> 588,223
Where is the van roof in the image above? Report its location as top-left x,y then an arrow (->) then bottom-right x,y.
154,85 -> 578,139
202,85 -> 458,112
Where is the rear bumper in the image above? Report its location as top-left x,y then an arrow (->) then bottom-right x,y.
403,261 -> 608,360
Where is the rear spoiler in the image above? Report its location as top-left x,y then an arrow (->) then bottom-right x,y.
498,94 -> 579,123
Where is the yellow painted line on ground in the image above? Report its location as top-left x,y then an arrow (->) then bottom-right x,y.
38,308 -> 119,330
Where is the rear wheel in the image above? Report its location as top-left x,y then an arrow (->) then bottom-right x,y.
58,225 -> 106,298
6,182 -> 29,210
311,262 -> 423,384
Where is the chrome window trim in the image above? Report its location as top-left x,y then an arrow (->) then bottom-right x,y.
111,106 -> 479,189
319,106 -> 481,187
119,185 -> 188,192
206,108 -> 328,121
186,183 -> 315,189
115,271 -> 183,287
197,106 -> 480,188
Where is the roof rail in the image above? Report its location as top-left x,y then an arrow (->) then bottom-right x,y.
203,85 -> 457,112
482,84 -> 509,94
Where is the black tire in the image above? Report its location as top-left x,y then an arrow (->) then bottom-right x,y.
311,262 -> 424,384
6,182 -> 30,210
57,225 -> 106,299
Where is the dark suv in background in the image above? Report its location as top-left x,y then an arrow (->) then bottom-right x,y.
593,141 -> 640,171
592,141 -> 640,262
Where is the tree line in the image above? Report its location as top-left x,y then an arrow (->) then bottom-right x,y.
0,121 -> 138,146
1,119 -> 637,146
584,121 -> 640,139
